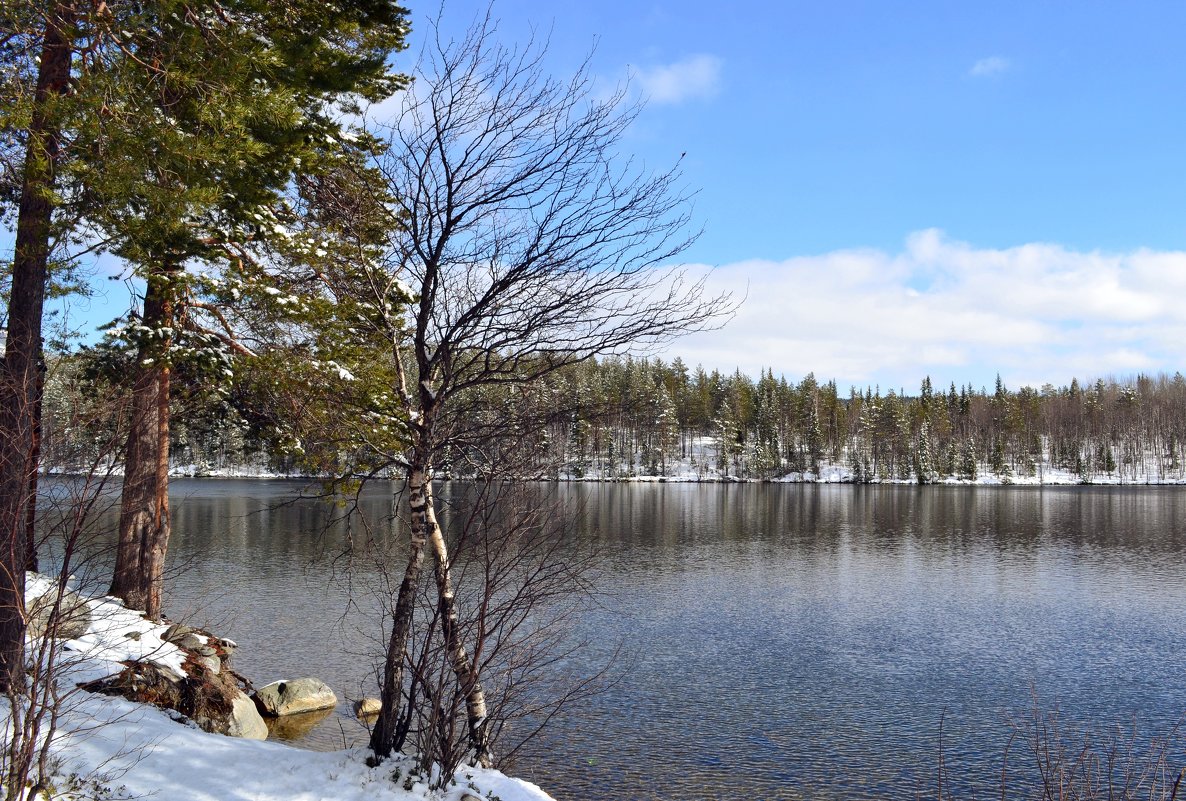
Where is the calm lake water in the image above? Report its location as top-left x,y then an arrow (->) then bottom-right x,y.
66,481 -> 1186,800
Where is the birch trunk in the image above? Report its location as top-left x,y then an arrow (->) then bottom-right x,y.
423,484 -> 494,767
369,459 -> 494,767
368,467 -> 429,757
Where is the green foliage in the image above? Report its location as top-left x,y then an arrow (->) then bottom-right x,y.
218,140 -> 413,478
70,0 -> 409,267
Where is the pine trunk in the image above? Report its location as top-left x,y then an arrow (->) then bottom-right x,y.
0,2 -> 74,693
109,270 -> 174,621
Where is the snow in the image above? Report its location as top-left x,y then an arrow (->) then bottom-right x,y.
550,435 -> 1186,486
51,702 -> 555,801
49,584 -> 189,683
3,581 -> 557,801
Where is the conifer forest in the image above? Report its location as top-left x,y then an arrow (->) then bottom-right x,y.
39,352 -> 1186,484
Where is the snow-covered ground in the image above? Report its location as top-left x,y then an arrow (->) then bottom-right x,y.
555,436 -> 1186,485
3,579 -> 555,801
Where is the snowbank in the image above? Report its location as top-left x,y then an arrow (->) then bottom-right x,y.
4,581 -> 556,801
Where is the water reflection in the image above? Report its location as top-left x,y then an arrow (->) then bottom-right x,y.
57,480 -> 1186,800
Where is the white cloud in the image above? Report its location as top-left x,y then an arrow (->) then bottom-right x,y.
663,231 -> 1186,391
969,55 -> 1010,77
634,54 -> 723,105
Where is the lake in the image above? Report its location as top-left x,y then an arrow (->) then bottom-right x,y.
64,481 -> 1186,800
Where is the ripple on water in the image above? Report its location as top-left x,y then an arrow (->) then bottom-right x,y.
93,481 -> 1186,801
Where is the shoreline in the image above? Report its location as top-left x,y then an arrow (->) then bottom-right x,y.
46,468 -> 1186,487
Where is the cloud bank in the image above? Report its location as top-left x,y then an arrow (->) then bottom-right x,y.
666,230 -> 1186,391
634,54 -> 723,104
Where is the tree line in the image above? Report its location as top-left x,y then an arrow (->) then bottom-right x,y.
2,2 -> 727,791
36,353 -> 1186,486
514,362 -> 1186,484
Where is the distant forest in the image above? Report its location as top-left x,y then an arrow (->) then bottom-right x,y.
40,353 -> 1186,484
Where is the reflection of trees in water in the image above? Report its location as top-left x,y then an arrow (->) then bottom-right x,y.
78,480 -> 1186,797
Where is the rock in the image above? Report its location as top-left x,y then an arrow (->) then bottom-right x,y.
226,692 -> 268,740
175,633 -> 207,651
162,623 -> 198,644
353,698 -> 382,719
196,655 -> 221,675
253,678 -> 338,717
25,581 -> 91,640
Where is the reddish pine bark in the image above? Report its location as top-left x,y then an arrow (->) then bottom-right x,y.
109,271 -> 174,622
0,2 -> 74,693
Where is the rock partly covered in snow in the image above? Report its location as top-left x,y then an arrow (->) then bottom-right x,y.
254,677 -> 339,716
25,572 -> 91,639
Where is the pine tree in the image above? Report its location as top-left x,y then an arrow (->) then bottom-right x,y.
1098,441 -> 1117,475
86,1 -> 410,621
959,438 -> 978,481
990,435 -> 1011,479
848,446 -> 864,483
915,419 -> 935,484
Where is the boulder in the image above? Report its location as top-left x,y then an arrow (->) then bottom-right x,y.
26,582 -> 91,640
175,633 -> 207,652
226,692 -> 268,740
353,697 -> 382,719
253,678 -> 337,717
162,623 -> 198,644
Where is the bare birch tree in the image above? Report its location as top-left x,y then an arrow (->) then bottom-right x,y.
363,13 -> 732,765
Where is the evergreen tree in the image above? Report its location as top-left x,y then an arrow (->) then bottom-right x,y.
85,1 -> 410,621
915,419 -> 935,484
0,0 -> 81,691
959,438 -> 978,481
990,435 -> 1011,479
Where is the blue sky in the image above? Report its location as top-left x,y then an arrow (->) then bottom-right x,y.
441,0 -> 1186,392
468,1 -> 1186,256
16,1 -> 1186,392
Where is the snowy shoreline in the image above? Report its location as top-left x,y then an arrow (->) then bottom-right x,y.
2,579 -> 556,801
159,469 -> 1186,487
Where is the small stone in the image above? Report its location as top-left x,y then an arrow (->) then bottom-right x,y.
124,631 -> 142,641
176,633 -> 206,651
353,698 -> 382,719
197,655 -> 221,675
